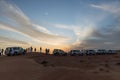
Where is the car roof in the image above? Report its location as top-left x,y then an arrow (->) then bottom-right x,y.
6,47 -> 21,49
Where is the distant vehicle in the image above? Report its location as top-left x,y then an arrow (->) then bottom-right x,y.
96,49 -> 107,55
5,47 -> 25,56
85,50 -> 96,55
69,50 -> 83,56
107,50 -> 117,55
81,50 -> 87,56
53,49 -> 67,56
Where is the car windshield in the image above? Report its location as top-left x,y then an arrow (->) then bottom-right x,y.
89,50 -> 94,51
54,49 -> 59,51
73,50 -> 80,52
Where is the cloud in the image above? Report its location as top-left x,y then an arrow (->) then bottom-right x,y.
0,23 -> 18,33
0,36 -> 29,46
69,2 -> 120,50
70,3 -> 120,50
33,24 -> 52,34
53,23 -> 94,44
80,28 -> 120,49
0,0 -> 69,46
53,24 -> 93,37
91,3 -> 120,14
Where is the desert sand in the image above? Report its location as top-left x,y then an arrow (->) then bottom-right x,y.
0,53 -> 120,80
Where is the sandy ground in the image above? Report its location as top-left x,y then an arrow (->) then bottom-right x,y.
0,53 -> 120,80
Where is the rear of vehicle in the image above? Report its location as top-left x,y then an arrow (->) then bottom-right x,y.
5,47 -> 12,56
53,49 -> 67,56
96,49 -> 106,55
86,50 -> 96,55
81,50 -> 87,56
18,47 -> 26,55
69,50 -> 81,56
107,50 -> 117,55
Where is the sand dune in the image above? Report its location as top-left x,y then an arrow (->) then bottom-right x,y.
0,53 -> 120,80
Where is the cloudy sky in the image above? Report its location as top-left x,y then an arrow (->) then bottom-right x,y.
0,0 -> 120,50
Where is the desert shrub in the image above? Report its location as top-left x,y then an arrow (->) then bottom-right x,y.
41,60 -> 48,67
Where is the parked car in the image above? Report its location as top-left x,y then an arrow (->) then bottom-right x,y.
96,49 -> 107,55
107,50 -> 117,55
81,50 -> 87,56
53,49 -> 67,56
85,50 -> 96,55
69,50 -> 82,56
5,47 -> 25,56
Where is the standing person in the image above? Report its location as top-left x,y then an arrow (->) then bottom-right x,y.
45,48 -> 48,54
34,48 -> 36,52
1,49 -> 4,55
40,47 -> 42,53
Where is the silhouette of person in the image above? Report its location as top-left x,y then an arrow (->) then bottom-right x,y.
1,49 -> 4,55
34,48 -> 36,52
45,48 -> 48,54
40,47 -> 42,53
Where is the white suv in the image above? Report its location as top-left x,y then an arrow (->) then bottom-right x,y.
69,50 -> 83,56
5,47 -> 25,56
86,50 -> 96,55
53,49 -> 67,56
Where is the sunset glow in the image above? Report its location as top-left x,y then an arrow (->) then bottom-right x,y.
0,0 -> 120,50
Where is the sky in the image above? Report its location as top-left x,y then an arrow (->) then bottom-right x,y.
0,0 -> 120,50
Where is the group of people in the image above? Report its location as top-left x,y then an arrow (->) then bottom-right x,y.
45,48 -> 50,54
26,47 -> 50,54
0,49 -> 4,55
